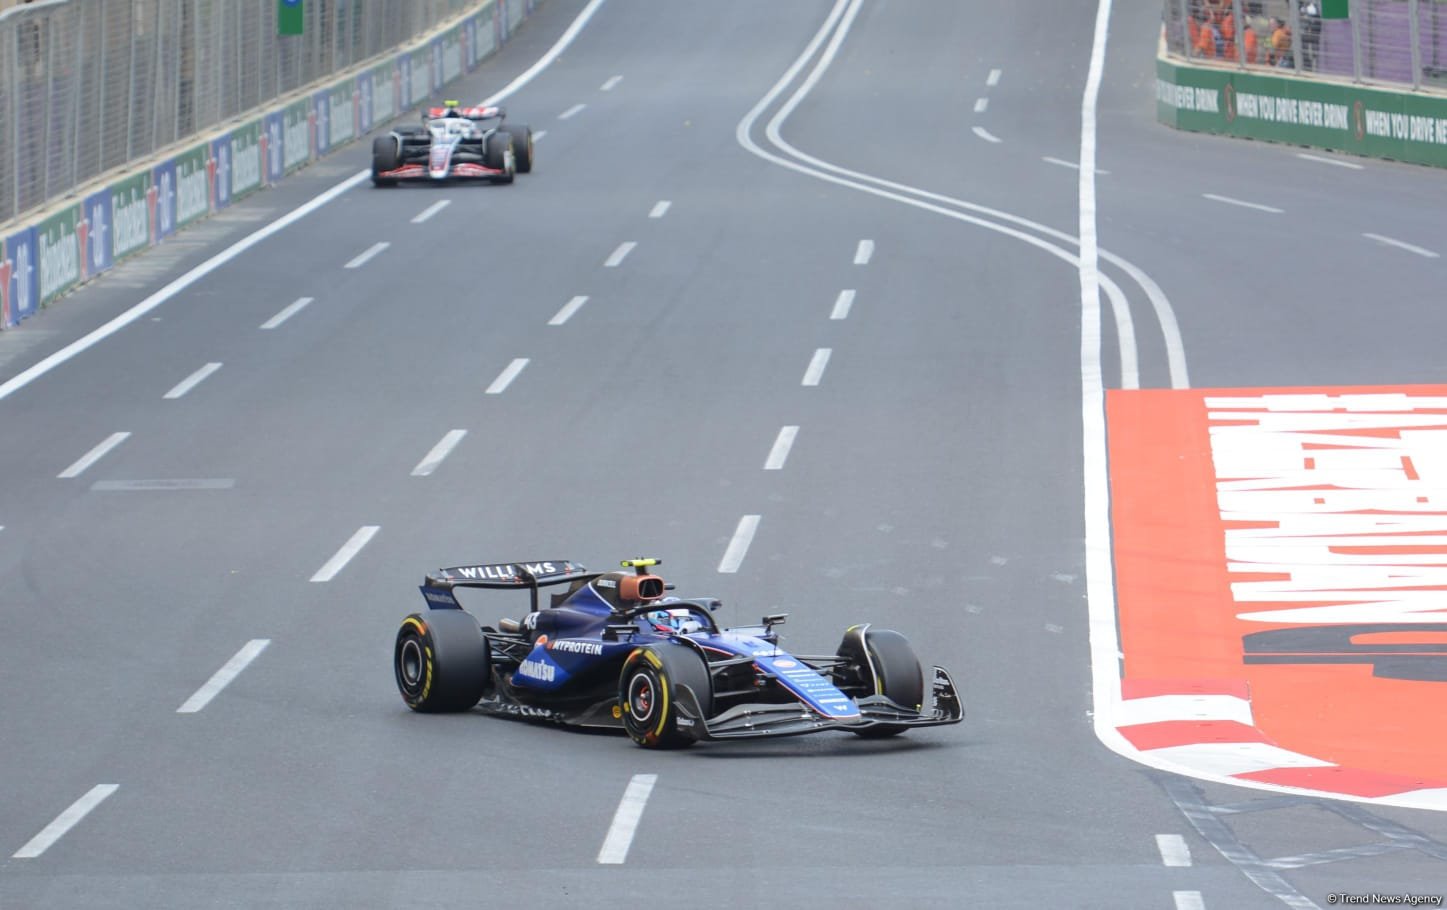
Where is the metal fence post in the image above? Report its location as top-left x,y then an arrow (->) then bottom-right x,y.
1232,0 -> 1245,66
1177,0 -> 1193,59
1350,0 -> 1364,81
1288,0 -> 1303,71
1408,0 -> 1422,89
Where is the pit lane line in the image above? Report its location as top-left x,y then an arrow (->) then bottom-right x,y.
718,515 -> 761,574
1173,892 -> 1206,910
259,297 -> 314,330
1362,232 -> 1439,259
58,431 -> 131,479
411,199 -> 452,224
559,103 -> 587,120
853,239 -> 873,264
176,639 -> 271,713
162,362 -> 222,399
548,296 -> 590,326
830,289 -> 855,320
310,525 -> 380,582
1157,834 -> 1193,867
485,358 -> 529,394
764,426 -> 799,470
648,200 -> 671,218
604,242 -> 636,267
801,347 -> 831,386
411,430 -> 468,476
600,75 -> 623,91
344,241 -> 391,269
11,784 -> 119,859
597,773 -> 657,864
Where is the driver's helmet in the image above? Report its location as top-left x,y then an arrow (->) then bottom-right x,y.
646,607 -> 704,635
443,99 -> 462,118
590,571 -> 664,613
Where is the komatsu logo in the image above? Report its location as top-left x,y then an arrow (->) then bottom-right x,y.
518,658 -> 556,681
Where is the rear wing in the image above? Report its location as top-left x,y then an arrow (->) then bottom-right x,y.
420,560 -> 592,613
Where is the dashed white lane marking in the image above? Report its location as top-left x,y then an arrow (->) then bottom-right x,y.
533,129 -> 548,141
411,199 -> 451,224
310,525 -> 379,582
801,348 -> 832,386
973,97 -> 988,113
486,358 -> 530,394
559,103 -> 587,120
648,200 -> 671,218
1363,232 -> 1439,259
260,296 -> 313,330
987,67 -> 1002,86
177,639 -> 270,713
1202,193 -> 1282,214
549,296 -> 590,326
853,239 -> 874,264
600,75 -> 623,91
1043,156 -> 1109,175
162,362 -> 222,399
718,515 -> 761,574
830,289 -> 855,320
92,479 -> 235,491
12,785 -> 120,859
58,432 -> 130,479
971,126 -> 1002,143
344,241 -> 390,269
597,774 -> 657,864
604,241 -> 637,267
1172,891 -> 1205,910
411,429 -> 467,476
764,426 -> 799,470
1156,833 -> 1193,867
1296,151 -> 1363,170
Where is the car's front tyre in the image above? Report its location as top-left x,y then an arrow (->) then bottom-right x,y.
833,625 -> 924,738
619,643 -> 712,749
371,136 -> 400,187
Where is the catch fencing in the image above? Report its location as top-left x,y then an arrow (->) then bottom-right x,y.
0,0 -> 472,224
1163,0 -> 1447,91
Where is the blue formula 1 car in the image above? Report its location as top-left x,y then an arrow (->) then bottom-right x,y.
392,558 -> 963,749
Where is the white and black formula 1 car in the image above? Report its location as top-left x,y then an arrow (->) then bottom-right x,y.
393,558 -> 964,749
371,100 -> 533,186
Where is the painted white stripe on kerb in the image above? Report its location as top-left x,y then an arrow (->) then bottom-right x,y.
648,200 -> 671,219
260,296 -> 313,329
12,785 -> 119,859
1363,232 -> 1439,259
559,103 -> 587,120
600,75 -> 623,91
1114,694 -> 1253,727
987,68 -> 1002,86
177,639 -> 270,713
163,362 -> 222,399
1202,193 -> 1282,214
972,126 -> 1002,143
853,239 -> 873,264
764,426 -> 799,470
58,432 -> 130,478
486,358 -> 529,394
718,515 -> 761,574
974,97 -> 988,113
411,429 -> 467,476
1156,833 -> 1193,867
549,296 -> 589,326
1173,891 -> 1205,910
597,774 -> 657,864
830,289 -> 855,320
310,525 -> 379,582
344,241 -> 390,269
801,348 -> 831,386
604,242 -> 636,267
411,199 -> 451,224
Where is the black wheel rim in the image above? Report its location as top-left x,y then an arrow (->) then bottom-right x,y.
399,638 -> 424,691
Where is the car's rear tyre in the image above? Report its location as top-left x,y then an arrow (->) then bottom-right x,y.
371,136 -> 400,187
834,625 -> 924,738
507,124 -> 533,173
485,132 -> 514,184
619,643 -> 712,749
394,611 -> 491,712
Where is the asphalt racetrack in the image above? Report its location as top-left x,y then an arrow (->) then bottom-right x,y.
2,1 -> 1446,907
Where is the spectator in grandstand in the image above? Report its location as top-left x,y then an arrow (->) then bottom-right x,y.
1298,1 -> 1321,71
1269,17 -> 1294,68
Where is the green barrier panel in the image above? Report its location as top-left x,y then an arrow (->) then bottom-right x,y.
109,171 -> 151,261
1157,58 -> 1447,168
36,204 -> 81,306
231,121 -> 264,200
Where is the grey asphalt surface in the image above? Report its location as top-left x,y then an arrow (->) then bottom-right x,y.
1,1 -> 1445,907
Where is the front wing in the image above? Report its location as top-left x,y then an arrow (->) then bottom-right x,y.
676,665 -> 964,741
375,162 -> 509,181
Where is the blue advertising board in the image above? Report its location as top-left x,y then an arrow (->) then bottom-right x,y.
5,226 -> 39,324
151,159 -> 177,242
82,188 -> 114,280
